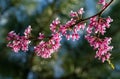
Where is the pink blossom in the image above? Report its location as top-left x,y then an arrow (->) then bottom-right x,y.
7,31 -> 19,40
98,0 -> 108,9
86,27 -> 92,34
59,25 -> 67,35
85,35 -> 98,49
24,25 -> 32,38
70,11 -> 78,17
34,33 -> 61,58
80,23 -> 86,30
59,18 -> 76,35
105,16 -> 113,28
50,18 -> 60,32
7,40 -> 21,52
74,23 -> 86,33
78,8 -> 84,15
65,18 -> 76,28
65,34 -> 71,40
87,16 -> 113,35
72,33 -> 80,41
38,33 -> 45,40
59,17 -> 85,41
98,0 -> 106,5
7,26 -> 31,52
106,16 -> 113,23
85,15 -> 113,62
95,24 -> 106,35
7,36 -> 31,52
85,35 -> 113,62
34,41 -> 51,58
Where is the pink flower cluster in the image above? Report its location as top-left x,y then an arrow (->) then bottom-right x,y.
84,0 -> 113,62
87,16 -> 113,35
70,8 -> 84,17
6,0 -> 114,63
34,18 -> 61,58
59,8 -> 85,41
85,15 -> 113,62
34,8 -> 85,58
85,35 -> 113,62
7,26 -> 32,52
50,18 -> 60,33
34,33 -> 61,58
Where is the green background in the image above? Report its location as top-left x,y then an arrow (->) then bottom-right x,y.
0,0 -> 120,79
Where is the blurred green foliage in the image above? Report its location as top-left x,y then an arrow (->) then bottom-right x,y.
0,0 -> 120,79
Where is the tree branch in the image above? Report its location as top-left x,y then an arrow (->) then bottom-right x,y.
72,0 -> 114,26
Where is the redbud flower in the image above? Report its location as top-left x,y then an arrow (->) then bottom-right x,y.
7,26 -> 32,52
85,35 -> 113,62
72,33 -> 80,41
70,11 -> 78,17
59,25 -> 67,35
98,0 -> 108,9
34,33 -> 61,58
78,8 -> 84,15
65,18 -> 76,28
38,33 -> 45,40
95,38 -> 113,63
7,31 -> 19,41
50,18 -> 60,32
7,35 -> 31,52
98,0 -> 106,6
105,16 -> 113,28
24,25 -> 32,38
65,34 -> 71,40
87,16 -> 113,35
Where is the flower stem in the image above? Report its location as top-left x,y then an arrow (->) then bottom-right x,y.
107,59 -> 115,69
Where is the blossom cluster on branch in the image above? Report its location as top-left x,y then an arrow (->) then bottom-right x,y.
7,0 -> 114,64
7,26 -> 32,52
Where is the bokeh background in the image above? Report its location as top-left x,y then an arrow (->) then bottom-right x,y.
0,0 -> 120,79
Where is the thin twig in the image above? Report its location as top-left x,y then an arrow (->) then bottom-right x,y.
71,0 -> 114,27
